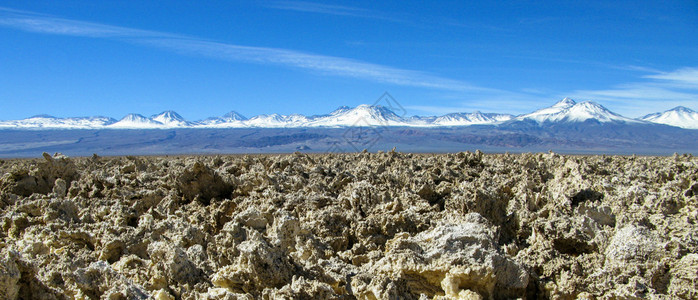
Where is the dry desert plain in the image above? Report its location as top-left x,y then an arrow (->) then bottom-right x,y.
1,151 -> 697,299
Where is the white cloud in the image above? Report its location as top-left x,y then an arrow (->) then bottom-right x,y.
0,9 -> 168,38
0,7 -> 474,91
267,1 -> 369,17
407,67 -> 698,118
146,38 -> 472,90
644,67 -> 698,89
266,1 -> 402,22
1,7 -> 695,118
573,83 -> 697,101
570,67 -> 698,117
404,92 -> 554,116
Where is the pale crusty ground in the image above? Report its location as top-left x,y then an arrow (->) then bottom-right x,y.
0,151 -> 697,299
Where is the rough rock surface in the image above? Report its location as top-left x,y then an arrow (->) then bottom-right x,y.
0,151 -> 697,299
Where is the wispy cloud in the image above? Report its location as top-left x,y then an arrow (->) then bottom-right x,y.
404,91 -> 554,116
570,67 -> 698,117
268,1 -> 368,17
266,1 -> 402,22
505,54 -> 667,74
0,7 -> 476,91
147,38 -> 493,91
2,7 -> 694,118
407,67 -> 698,117
0,8 -> 169,38
644,67 -> 698,89
267,1 -> 508,32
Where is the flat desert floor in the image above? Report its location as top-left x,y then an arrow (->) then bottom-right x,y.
1,152 -> 697,299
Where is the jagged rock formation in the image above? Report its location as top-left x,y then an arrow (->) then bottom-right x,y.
0,151 -> 697,299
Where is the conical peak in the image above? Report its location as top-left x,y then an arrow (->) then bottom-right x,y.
553,97 -> 576,108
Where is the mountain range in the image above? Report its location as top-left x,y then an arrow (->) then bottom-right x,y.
2,98 -> 697,130
1,98 -> 697,157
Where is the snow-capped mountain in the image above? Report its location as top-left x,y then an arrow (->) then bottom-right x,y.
245,114 -> 310,128
433,111 -> 513,126
309,104 -> 407,127
108,114 -> 165,129
516,98 -> 638,124
151,111 -> 190,127
109,111 -> 192,129
641,106 -> 698,129
198,111 -> 248,127
0,115 -> 116,129
1,99 -> 696,130
328,106 -> 352,116
517,97 -> 576,123
220,111 -> 248,121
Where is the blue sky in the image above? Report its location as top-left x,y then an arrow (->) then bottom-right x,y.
0,0 -> 697,120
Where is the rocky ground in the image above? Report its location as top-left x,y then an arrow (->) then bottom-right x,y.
0,151 -> 697,299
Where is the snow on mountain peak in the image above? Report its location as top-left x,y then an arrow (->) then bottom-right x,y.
433,111 -> 513,126
221,111 -> 247,121
553,97 -> 577,108
109,114 -> 164,129
518,98 -> 576,122
197,111 -> 248,128
123,113 -> 149,121
151,111 -> 189,127
3,100 -> 695,130
0,115 -> 116,129
669,106 -> 695,113
29,114 -> 57,119
641,106 -> 698,129
518,99 -> 634,124
355,105 -> 400,118
309,104 -> 405,127
329,106 -> 352,115
245,113 -> 310,127
152,110 -> 183,119
564,101 -> 630,122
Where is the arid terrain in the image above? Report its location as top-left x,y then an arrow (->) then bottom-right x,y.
1,151 -> 697,299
